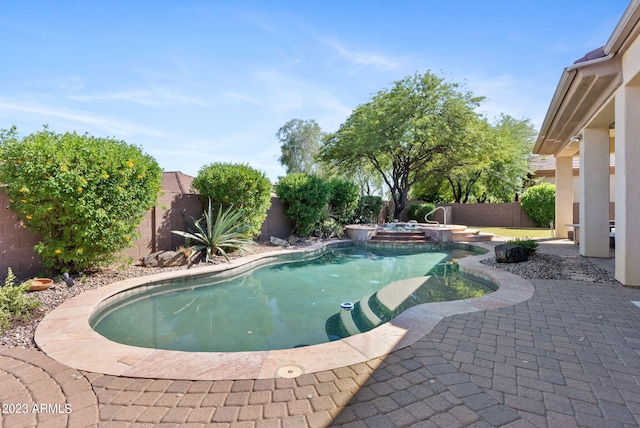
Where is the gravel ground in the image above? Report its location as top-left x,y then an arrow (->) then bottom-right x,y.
2,241 -> 619,349
481,251 -> 619,283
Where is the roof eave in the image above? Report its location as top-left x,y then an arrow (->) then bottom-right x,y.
534,0 -> 640,157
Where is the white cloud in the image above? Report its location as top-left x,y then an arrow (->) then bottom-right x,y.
316,35 -> 400,71
0,98 -> 172,138
222,92 -> 264,106
66,87 -> 208,107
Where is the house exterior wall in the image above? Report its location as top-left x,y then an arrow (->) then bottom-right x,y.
534,167 -> 615,203
614,33 -> 640,285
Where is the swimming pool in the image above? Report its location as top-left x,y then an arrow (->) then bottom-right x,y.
91,244 -> 494,353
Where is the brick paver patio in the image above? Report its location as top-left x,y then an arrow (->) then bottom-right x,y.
2,240 -> 640,427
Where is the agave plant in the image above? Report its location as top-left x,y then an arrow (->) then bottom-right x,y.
172,199 -> 255,263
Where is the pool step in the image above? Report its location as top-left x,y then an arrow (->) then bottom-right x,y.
328,276 -> 432,338
358,293 -> 382,326
371,231 -> 432,242
452,229 -> 494,242
339,293 -> 386,336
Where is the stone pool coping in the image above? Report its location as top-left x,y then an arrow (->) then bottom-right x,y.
34,240 -> 534,381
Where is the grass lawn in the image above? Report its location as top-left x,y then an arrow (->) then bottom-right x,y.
470,226 -> 555,239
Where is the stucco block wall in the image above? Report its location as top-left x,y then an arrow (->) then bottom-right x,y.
124,193 -> 203,262
0,189 -> 43,278
259,196 -> 293,241
447,203 -> 537,227
1,188 -> 541,279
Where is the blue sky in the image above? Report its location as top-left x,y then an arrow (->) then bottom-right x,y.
0,1 -> 630,182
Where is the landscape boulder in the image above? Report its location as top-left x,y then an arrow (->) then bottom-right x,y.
494,244 -> 528,263
270,236 -> 290,247
141,250 -> 188,267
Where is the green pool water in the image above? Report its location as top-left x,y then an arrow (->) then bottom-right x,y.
91,245 -> 494,352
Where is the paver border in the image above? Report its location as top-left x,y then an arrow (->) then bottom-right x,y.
35,240 -> 533,380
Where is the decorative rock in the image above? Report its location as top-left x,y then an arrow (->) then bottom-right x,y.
270,236 -> 290,247
494,244 -> 528,263
141,250 -> 188,267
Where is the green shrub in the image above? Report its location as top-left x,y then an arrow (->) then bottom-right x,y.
191,163 -> 272,237
172,198 -> 255,262
0,268 -> 41,332
316,210 -> 345,239
520,183 -> 555,227
276,173 -> 330,237
0,127 -> 162,273
326,178 -> 359,225
354,195 -> 383,224
507,238 -> 539,255
407,202 -> 437,222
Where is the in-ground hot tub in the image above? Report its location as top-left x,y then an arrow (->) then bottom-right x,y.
345,223 -> 467,242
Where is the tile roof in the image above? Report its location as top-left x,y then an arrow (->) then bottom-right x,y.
161,171 -> 196,194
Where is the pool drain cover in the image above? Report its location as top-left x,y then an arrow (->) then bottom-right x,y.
276,365 -> 304,378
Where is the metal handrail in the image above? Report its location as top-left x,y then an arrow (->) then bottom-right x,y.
425,206 -> 446,227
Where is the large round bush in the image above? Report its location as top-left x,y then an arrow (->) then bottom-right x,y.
276,173 -> 330,237
191,162 -> 272,236
326,178 -> 359,225
520,183 -> 555,227
0,127 -> 162,272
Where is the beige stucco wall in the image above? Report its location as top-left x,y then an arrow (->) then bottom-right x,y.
536,166 -> 615,203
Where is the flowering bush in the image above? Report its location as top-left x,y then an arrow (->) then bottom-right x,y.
192,163 -> 272,237
0,127 -> 162,272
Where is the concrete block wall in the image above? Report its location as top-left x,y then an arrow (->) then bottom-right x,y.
448,202 -> 537,227
0,189 -> 45,279
1,187 -> 558,280
259,196 -> 293,241
123,193 -> 203,262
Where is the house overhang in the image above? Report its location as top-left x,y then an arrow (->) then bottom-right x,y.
534,0 -> 640,157
534,56 -> 622,157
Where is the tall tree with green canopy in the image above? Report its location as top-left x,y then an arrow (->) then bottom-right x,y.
413,114 -> 536,203
319,72 -> 483,219
476,114 -> 536,202
276,119 -> 324,175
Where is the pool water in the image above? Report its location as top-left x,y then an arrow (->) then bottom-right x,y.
91,245 -> 494,352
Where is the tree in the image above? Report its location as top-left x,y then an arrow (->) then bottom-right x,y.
276,119 -> 324,175
482,115 -> 536,201
413,114 -> 536,203
0,127 -> 162,273
191,163 -> 272,237
319,72 -> 483,219
442,117 -> 495,203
